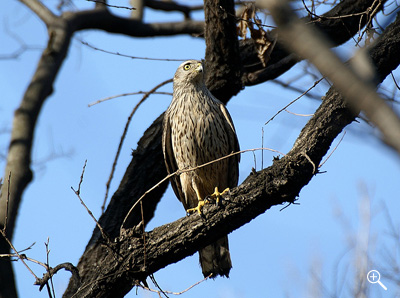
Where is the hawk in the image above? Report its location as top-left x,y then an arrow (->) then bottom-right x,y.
162,60 -> 240,278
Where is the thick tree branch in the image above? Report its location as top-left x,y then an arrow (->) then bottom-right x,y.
64,1 -> 396,296
65,11 -> 400,298
267,0 -> 400,154
1,0 -> 395,297
204,0 -> 243,101
66,8 -> 204,37
0,4 -> 203,298
69,88 -> 355,298
243,0 -> 386,85
0,11 -> 72,298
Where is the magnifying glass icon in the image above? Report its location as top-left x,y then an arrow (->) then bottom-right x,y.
367,270 -> 387,291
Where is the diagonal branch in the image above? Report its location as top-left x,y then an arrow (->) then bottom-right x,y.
19,0 -> 57,25
243,0 -> 387,85
266,0 -> 400,154
66,11 -> 400,297
66,8 -> 204,37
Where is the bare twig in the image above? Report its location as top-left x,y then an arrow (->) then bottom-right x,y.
80,40 -> 187,62
265,77 -> 324,125
391,72 -> 400,90
86,0 -> 136,10
44,239 -> 56,298
284,109 -> 314,117
71,160 -> 110,242
34,262 -> 81,292
266,0 -> 400,154
0,229 -> 39,282
140,200 -> 146,272
139,274 -> 212,296
102,79 -> 173,213
121,147 -> 285,230
301,0 -> 375,21
88,91 -> 172,107
319,131 -> 346,168
271,79 -> 321,100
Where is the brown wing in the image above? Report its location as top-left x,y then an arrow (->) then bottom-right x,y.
162,111 -> 186,204
219,103 -> 240,188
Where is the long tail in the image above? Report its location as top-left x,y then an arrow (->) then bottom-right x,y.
199,236 -> 232,278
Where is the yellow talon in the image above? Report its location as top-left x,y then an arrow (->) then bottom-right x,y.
186,200 -> 206,215
208,187 -> 230,205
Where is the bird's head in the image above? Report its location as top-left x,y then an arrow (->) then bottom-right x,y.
174,60 -> 204,87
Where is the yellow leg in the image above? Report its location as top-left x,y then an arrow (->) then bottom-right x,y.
186,186 -> 206,215
186,199 -> 205,215
208,187 -> 230,205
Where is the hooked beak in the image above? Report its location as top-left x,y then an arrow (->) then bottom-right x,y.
195,62 -> 203,73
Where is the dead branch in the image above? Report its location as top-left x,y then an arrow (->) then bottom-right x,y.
266,0 -> 400,154
71,160 -> 110,243
102,79 -> 173,212
35,262 -> 81,292
64,1 -> 399,296
243,0 -> 387,86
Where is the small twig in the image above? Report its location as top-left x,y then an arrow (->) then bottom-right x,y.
261,127 -> 264,170
265,77 -> 324,125
391,72 -> 400,90
279,201 -> 299,211
102,79 -> 173,214
121,147 -> 285,230
0,230 -> 39,282
44,238 -> 56,298
86,0 -> 136,10
80,40 -> 187,61
149,274 -> 169,298
140,200 -> 146,272
271,79 -> 321,100
0,251 -> 49,268
319,131 -> 346,168
140,273 -> 212,296
34,262 -> 81,292
284,109 -> 314,117
301,0 -> 372,21
252,151 -> 257,170
301,151 -> 316,175
88,91 -> 172,107
71,160 -> 110,243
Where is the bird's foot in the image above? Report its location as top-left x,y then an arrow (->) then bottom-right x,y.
207,187 -> 230,206
186,200 -> 206,215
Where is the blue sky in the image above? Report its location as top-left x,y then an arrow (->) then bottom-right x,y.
1,1 -> 400,297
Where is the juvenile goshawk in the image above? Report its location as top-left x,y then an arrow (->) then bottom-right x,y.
162,60 -> 240,278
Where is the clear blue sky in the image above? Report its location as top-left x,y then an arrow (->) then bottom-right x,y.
1,1 -> 400,297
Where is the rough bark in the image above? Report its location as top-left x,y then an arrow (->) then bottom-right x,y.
64,14 -> 400,296
242,0 -> 385,85
267,0 -> 400,153
64,5 -> 400,298
0,0 -> 395,297
204,0 -> 243,101
0,3 -> 203,298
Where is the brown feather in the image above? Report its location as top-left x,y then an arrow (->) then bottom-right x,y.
162,60 -> 240,278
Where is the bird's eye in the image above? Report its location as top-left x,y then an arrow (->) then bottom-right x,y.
183,64 -> 191,71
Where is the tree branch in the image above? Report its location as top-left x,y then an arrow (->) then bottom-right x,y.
242,0 -> 386,85
65,8 -> 400,298
204,0 -> 243,101
66,8 -> 204,37
19,0 -> 57,25
266,0 -> 400,154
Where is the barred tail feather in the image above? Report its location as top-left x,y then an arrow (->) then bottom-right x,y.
199,236 -> 232,278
